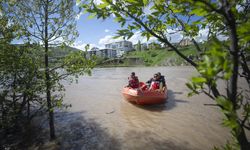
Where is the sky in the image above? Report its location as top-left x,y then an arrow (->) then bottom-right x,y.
73,13 -> 120,50
73,11 -> 210,51
73,12 -> 159,50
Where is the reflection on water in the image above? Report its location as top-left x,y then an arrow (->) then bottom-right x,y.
54,111 -> 121,150
59,66 -> 232,150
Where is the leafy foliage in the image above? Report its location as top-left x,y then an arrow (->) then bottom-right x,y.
1,0 -> 95,147
0,4 -> 46,146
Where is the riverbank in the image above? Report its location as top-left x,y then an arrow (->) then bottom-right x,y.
97,46 -> 198,67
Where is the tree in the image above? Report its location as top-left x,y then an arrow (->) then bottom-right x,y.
79,0 -> 250,149
137,40 -> 141,51
11,0 -> 95,140
1,2 -> 47,148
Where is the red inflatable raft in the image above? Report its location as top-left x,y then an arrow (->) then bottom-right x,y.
122,82 -> 167,105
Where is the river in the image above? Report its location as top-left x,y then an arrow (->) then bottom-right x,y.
55,66 -> 234,150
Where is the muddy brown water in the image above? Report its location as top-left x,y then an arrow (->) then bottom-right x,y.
55,66 -> 244,150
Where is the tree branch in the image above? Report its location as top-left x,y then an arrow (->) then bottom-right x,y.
240,52 -> 250,87
116,4 -> 198,67
168,6 -> 203,53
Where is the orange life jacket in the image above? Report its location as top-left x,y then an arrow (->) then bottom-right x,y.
150,81 -> 160,90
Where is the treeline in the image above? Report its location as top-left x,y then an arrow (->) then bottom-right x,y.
0,0 -> 95,149
0,44 -> 45,147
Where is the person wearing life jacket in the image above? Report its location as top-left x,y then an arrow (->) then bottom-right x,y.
157,72 -> 166,90
128,72 -> 139,88
149,73 -> 161,91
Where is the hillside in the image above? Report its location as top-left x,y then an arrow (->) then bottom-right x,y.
128,46 -> 197,66
49,46 -> 81,58
13,44 -> 81,58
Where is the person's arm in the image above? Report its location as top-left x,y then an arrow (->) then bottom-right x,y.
159,82 -> 163,91
148,81 -> 152,90
146,78 -> 152,84
136,76 -> 139,82
127,77 -> 132,87
162,76 -> 166,87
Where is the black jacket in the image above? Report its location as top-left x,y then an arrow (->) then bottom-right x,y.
159,76 -> 166,87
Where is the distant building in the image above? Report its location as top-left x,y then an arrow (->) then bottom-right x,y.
89,47 -> 99,56
91,47 -> 99,51
179,39 -> 192,46
98,48 -> 117,58
87,48 -> 117,59
105,40 -> 133,56
86,40 -> 133,58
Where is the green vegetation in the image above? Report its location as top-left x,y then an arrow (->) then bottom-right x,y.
125,46 -> 197,66
49,46 -> 80,58
0,0 -> 94,148
125,49 -> 169,66
11,0 -> 95,141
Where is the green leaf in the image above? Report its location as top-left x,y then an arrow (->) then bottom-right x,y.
88,13 -> 96,19
186,82 -> 199,96
97,2 -> 109,9
190,8 -> 207,16
216,97 -> 233,114
143,0 -> 149,5
222,118 -> 238,129
76,0 -> 81,5
191,77 -> 207,83
187,91 -> 196,97
126,0 -> 137,3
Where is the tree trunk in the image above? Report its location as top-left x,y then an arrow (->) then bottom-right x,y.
44,0 -> 55,140
12,73 -> 16,112
228,22 -> 238,111
0,93 -> 6,129
223,0 -> 249,148
27,97 -> 30,120
240,53 -> 250,87
237,126 -> 250,150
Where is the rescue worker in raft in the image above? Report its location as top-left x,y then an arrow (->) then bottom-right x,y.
127,72 -> 140,89
148,73 -> 160,91
157,72 -> 166,89
148,73 -> 165,91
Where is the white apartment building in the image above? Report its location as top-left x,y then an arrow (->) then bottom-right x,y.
87,48 -> 117,59
105,40 -> 133,57
87,41 -> 133,58
98,49 -> 117,58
